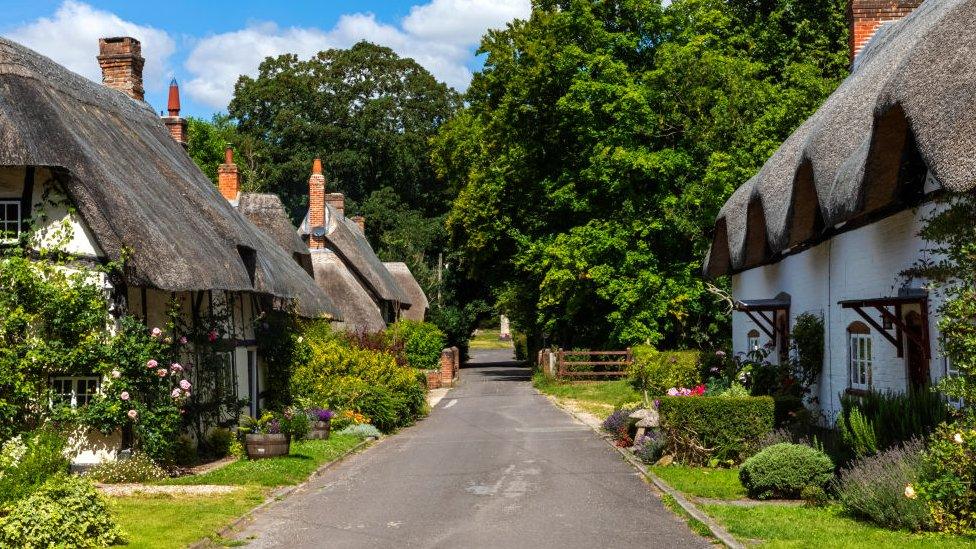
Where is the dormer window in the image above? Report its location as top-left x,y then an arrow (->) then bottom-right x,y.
0,200 -> 21,242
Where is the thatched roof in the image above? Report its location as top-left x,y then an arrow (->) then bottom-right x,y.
384,262 -> 428,321
300,206 -> 411,307
237,193 -> 314,277
0,38 -> 337,318
311,250 -> 386,333
704,0 -> 976,277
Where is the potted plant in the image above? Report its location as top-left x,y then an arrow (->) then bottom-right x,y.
239,413 -> 289,459
308,408 -> 333,440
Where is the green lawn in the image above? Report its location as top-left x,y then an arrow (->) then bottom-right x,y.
650,465 -> 746,500
110,488 -> 264,549
159,435 -> 363,487
469,329 -> 514,350
703,504 -> 975,548
106,436 -> 366,547
533,373 -> 641,418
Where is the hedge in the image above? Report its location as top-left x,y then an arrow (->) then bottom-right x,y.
627,346 -> 701,396
739,443 -> 834,499
658,396 -> 774,465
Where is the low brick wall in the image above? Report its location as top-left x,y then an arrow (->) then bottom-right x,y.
439,347 -> 460,386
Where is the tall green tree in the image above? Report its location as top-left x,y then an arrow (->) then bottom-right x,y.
435,0 -> 848,351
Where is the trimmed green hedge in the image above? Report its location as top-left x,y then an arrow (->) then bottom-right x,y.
627,346 -> 701,395
658,396 -> 774,465
740,443 -> 834,500
388,320 -> 445,370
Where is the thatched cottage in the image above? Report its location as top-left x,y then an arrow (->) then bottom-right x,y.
0,36 -> 338,461
384,262 -> 429,322
300,161 -> 413,332
703,0 -> 975,418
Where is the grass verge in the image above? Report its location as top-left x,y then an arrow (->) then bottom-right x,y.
110,488 -> 264,549
159,435 -> 362,487
650,465 -> 746,500
469,329 -> 513,350
533,372 -> 640,419
660,493 -> 716,541
702,503 -> 976,548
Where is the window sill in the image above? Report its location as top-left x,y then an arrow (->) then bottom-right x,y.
845,387 -> 870,397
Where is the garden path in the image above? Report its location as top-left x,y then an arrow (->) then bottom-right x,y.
231,348 -> 706,548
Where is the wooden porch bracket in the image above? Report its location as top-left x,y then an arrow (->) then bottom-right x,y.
735,294 -> 791,360
839,291 -> 930,359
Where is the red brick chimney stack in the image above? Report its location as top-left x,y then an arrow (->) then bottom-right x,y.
848,0 -> 923,64
308,159 -> 327,250
351,215 -> 365,234
162,78 -> 188,148
217,147 -> 239,202
97,37 -> 145,100
325,193 -> 345,218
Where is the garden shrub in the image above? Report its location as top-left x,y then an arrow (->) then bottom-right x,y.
739,443 -> 833,500
628,347 -> 701,396
0,427 -> 70,504
291,322 -> 427,433
207,428 -> 234,458
838,407 -> 879,458
338,424 -> 382,440
840,389 -> 950,452
0,473 -> 124,547
918,422 -> 976,534
834,439 -> 932,532
634,432 -> 665,464
658,396 -> 774,465
773,395 -> 804,428
84,452 -> 167,484
388,320 -> 445,370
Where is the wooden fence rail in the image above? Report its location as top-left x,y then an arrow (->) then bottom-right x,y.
556,348 -> 632,379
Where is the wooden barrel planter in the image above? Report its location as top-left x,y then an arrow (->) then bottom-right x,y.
245,433 -> 289,459
309,421 -> 331,440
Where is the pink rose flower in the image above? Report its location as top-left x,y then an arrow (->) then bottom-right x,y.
120,391 -> 130,401
151,327 -> 162,338
171,388 -> 181,398
157,368 -> 168,377
171,363 -> 183,372
667,388 -> 679,396
147,359 -> 158,369
180,379 -> 191,390
127,409 -> 138,420
207,330 -> 218,343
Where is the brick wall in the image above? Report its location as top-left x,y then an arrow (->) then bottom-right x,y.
731,176 -> 946,421
97,37 -> 145,101
848,0 -> 923,63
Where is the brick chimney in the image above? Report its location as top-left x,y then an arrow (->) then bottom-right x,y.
351,215 -> 365,234
162,78 -> 187,148
325,193 -> 345,218
217,147 -> 239,201
97,37 -> 145,100
308,159 -> 327,249
848,1 -> 923,64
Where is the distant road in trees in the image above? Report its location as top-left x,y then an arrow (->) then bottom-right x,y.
232,348 -> 706,548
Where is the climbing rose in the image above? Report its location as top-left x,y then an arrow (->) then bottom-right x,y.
171,388 -> 181,398
207,330 -> 218,342
151,327 -> 162,338
157,369 -> 168,377
715,350 -> 726,357
111,369 -> 121,379
171,363 -> 183,372
127,409 -> 138,420
120,391 -> 130,401
180,380 -> 191,390
666,388 -> 679,396
147,359 -> 158,369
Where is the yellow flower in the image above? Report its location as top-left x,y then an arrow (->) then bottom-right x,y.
954,433 -> 964,444
904,485 -> 917,500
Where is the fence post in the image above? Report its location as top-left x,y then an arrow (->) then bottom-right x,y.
557,348 -> 564,379
626,347 -> 633,368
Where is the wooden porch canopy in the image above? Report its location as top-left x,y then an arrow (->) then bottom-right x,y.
735,295 -> 790,351
838,289 -> 930,358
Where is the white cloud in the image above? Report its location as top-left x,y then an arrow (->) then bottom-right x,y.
4,1 -> 175,93
184,0 -> 531,108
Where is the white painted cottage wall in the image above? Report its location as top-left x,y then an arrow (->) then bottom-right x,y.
732,198 -> 945,421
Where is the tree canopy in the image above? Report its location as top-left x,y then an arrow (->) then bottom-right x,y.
435,0 -> 848,351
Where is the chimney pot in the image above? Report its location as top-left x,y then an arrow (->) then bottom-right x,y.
217,147 -> 239,202
312,158 -> 323,175
97,36 -> 145,101
162,78 -> 187,148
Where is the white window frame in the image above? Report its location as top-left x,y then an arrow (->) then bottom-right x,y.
747,330 -> 760,353
849,333 -> 873,390
0,200 -> 21,243
51,376 -> 101,408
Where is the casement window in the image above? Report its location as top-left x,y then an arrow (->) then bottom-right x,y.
945,357 -> 962,407
0,200 -> 21,242
51,376 -> 101,408
747,329 -> 761,352
848,322 -> 872,390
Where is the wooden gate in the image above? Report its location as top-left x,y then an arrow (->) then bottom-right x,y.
556,348 -> 632,379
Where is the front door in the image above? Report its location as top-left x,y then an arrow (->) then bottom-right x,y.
905,312 -> 929,389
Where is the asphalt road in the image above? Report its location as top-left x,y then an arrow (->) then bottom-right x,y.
233,348 -> 706,548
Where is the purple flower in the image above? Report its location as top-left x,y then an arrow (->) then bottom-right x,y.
267,419 -> 281,435
310,408 -> 334,422
179,336 -> 188,345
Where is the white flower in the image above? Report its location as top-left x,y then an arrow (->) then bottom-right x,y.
954,433 -> 964,444
151,327 -> 163,338
904,485 -> 917,499
171,388 -> 181,398
110,369 -> 121,379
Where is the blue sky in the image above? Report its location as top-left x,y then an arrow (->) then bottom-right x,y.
0,0 -> 529,118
